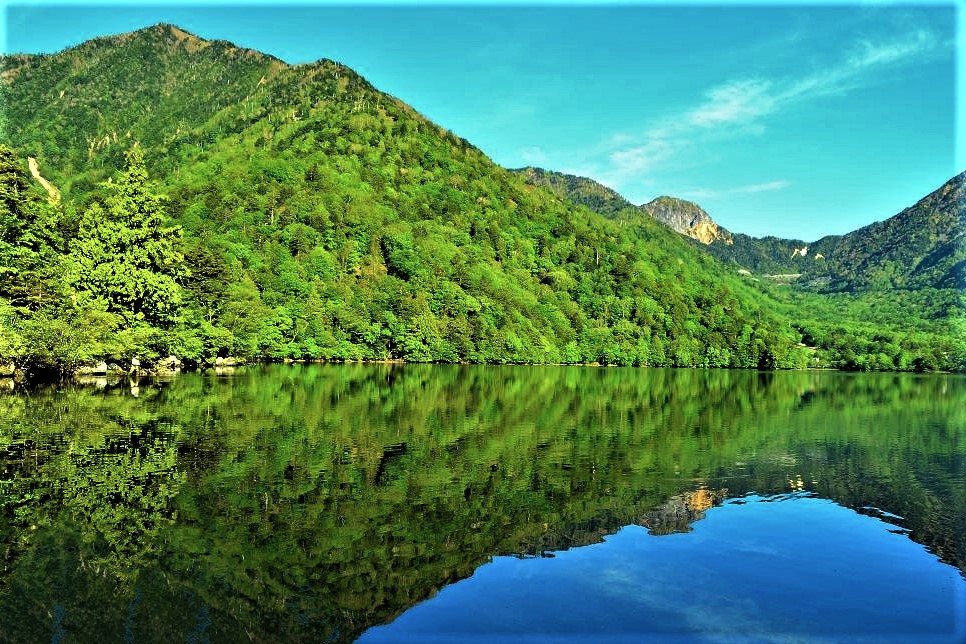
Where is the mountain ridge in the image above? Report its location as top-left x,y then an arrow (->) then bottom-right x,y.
515,166 -> 964,291
513,166 -> 733,244
0,24 -> 961,375
1,23 -> 823,372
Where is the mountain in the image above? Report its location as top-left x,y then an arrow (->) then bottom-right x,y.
1,24 -> 960,375
512,168 -> 820,273
640,196 -> 733,245
803,172 -> 965,292
0,24 -> 820,372
698,173 -> 965,291
517,166 -> 964,292
1,25 -> 285,187
512,167 -> 733,245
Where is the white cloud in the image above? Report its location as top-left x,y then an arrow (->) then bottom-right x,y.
847,29 -> 938,69
608,138 -> 675,176
678,180 -> 791,200
778,28 -> 941,103
685,79 -> 776,128
735,180 -> 791,194
605,28 -> 945,186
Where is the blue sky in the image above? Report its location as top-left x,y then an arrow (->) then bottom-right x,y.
3,1 -> 960,239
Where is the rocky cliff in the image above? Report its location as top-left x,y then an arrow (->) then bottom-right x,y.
641,196 -> 734,245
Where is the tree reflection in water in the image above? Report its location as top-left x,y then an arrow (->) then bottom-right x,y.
0,365 -> 962,641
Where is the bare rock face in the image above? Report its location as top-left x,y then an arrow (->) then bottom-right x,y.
689,218 -> 732,245
154,355 -> 182,375
641,196 -> 733,245
76,361 -> 109,376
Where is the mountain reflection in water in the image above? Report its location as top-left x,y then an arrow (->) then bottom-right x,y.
0,365 -> 963,642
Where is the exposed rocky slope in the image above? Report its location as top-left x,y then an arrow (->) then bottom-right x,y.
641,196 -> 733,245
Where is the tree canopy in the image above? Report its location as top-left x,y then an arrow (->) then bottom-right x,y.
67,148 -> 185,327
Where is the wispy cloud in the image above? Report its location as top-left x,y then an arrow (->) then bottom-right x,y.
678,180 -> 791,200
605,28 -> 945,185
685,79 -> 775,129
608,138 -> 675,176
847,28 -> 939,69
736,180 -> 791,194
778,28 -> 942,102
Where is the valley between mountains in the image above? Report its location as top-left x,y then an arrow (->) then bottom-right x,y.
1,24 -> 962,376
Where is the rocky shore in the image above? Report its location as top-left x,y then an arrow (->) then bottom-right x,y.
0,356 -> 247,386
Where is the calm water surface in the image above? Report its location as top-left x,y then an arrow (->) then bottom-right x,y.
0,365 -> 963,642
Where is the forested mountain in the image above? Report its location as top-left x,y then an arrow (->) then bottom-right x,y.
514,166 -> 632,218
803,172 -> 965,292
513,167 -> 733,245
518,166 -> 964,292
0,24 -> 814,373
703,172 -> 964,291
0,24 -> 961,375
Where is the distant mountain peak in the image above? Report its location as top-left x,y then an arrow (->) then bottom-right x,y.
141,22 -> 198,38
155,23 -> 210,46
512,169 -> 735,245
75,22 -> 286,67
511,166 -> 633,218
640,196 -> 733,245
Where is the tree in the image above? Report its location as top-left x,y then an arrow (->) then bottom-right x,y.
0,145 -> 63,308
0,146 -> 35,279
67,148 -> 186,327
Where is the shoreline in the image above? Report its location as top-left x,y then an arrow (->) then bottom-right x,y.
0,357 -> 945,390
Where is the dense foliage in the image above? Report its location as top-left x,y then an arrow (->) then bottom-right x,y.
0,24 -> 961,374
517,168 -> 965,372
515,165 -> 633,218
0,142 -> 810,371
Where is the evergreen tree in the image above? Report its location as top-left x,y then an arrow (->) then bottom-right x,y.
0,145 -> 62,308
67,148 -> 186,326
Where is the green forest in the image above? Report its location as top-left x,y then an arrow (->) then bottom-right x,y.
0,25 -> 962,378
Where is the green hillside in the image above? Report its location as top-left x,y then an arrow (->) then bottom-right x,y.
514,166 -> 964,371
513,166 -> 634,218
806,172 -> 965,292
515,166 -> 964,293
0,24 -> 961,375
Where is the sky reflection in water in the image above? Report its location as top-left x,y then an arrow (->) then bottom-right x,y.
363,494 -> 965,643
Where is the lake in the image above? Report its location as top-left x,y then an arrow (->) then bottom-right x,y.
0,365 -> 963,642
